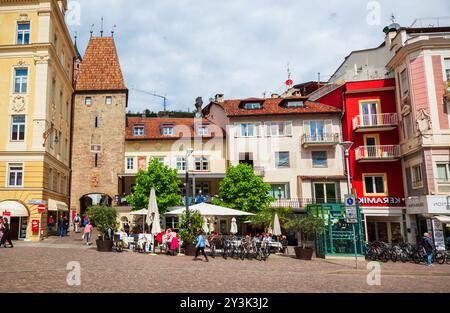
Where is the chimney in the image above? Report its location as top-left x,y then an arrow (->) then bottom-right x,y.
271,93 -> 279,99
215,94 -> 224,103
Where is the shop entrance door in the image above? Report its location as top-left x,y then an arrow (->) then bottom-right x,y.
10,217 -> 20,240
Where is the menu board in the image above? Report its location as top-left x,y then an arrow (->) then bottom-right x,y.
432,219 -> 446,251
20,217 -> 28,239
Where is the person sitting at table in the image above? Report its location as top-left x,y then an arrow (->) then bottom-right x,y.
170,233 -> 179,256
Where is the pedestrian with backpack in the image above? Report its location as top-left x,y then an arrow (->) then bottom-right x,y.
421,232 -> 434,267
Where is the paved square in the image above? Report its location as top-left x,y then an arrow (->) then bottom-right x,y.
1,236 -> 449,293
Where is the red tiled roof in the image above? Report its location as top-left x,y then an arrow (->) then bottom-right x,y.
76,37 -> 127,91
126,117 -> 225,140
220,96 -> 341,117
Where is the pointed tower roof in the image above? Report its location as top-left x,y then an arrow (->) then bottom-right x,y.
73,36 -> 82,61
75,37 -> 127,91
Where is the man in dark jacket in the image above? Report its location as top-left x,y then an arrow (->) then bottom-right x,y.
421,232 -> 434,267
0,218 -> 14,248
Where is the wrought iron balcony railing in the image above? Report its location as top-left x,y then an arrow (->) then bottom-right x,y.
355,145 -> 401,161
301,133 -> 340,146
352,113 -> 399,131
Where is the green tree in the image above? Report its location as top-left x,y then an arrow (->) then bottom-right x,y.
86,205 -> 118,240
213,163 -> 274,213
178,210 -> 204,245
285,214 -> 326,248
126,158 -> 182,214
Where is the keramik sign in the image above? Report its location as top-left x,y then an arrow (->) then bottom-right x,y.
358,197 -> 402,205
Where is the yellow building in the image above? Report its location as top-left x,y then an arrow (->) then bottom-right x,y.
0,0 -> 75,241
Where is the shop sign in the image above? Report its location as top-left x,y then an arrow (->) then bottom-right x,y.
38,204 -> 46,213
358,197 -> 402,205
28,199 -> 47,206
407,196 -> 450,214
31,220 -> 40,233
432,219 -> 446,251
2,210 -> 11,217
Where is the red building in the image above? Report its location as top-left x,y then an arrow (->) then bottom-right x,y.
316,78 -> 406,243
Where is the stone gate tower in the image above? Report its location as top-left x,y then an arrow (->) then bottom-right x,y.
70,36 -> 128,215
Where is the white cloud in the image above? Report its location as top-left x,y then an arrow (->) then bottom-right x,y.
71,0 -> 450,112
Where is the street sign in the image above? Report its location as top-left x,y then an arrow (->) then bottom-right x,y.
346,206 -> 358,224
344,194 -> 356,207
38,204 -> 46,213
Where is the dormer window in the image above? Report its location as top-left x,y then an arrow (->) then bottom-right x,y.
133,125 -> 145,136
162,126 -> 174,136
284,100 -> 305,108
242,102 -> 262,110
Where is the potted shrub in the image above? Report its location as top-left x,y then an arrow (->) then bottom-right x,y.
86,205 -> 118,252
178,210 -> 203,256
285,214 -> 325,260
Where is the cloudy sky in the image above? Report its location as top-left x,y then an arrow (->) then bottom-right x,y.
68,0 -> 449,113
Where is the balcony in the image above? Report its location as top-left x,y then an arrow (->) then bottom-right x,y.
301,133 -> 340,148
352,113 -> 399,132
355,145 -> 401,162
253,166 -> 265,177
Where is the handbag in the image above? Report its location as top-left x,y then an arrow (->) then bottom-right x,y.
81,233 -> 85,240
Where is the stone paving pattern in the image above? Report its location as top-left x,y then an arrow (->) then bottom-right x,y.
1,234 -> 449,293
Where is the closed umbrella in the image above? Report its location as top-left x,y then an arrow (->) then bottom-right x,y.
202,217 -> 209,234
208,217 -> 215,233
230,217 -> 238,235
273,213 -> 282,236
148,188 -> 161,253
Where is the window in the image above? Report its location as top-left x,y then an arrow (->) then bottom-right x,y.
312,151 -> 328,168
360,101 -> 379,126
195,182 -> 210,197
411,164 -> 423,188
48,168 -> 53,190
177,157 -> 187,171
59,91 -> 63,113
8,163 -> 23,187
444,59 -> 450,81
304,120 -> 332,142
165,217 -> 179,231
267,122 -> 292,137
105,96 -> 112,105
57,131 -> 62,155
242,102 -> 262,110
14,68 -> 28,93
313,183 -> 337,203
275,152 -> 290,168
17,22 -> 30,45
63,176 -> 67,195
437,163 -> 450,183
84,97 -> 92,106
49,130 -> 54,149
127,157 -> 134,170
403,113 -> 414,139
51,79 -> 56,106
95,116 -> 98,128
285,100 -> 304,108
66,101 -> 70,122
240,123 -> 258,137
61,51 -> 65,66
133,126 -> 145,136
400,69 -> 409,96
269,184 -> 289,199
195,157 -> 209,171
56,172 -> 60,193
65,139 -> 68,160
162,127 -> 174,136
152,156 -> 165,165
54,34 -> 58,49
11,115 -> 25,141
94,154 -> 98,168
364,174 -> 387,195
197,125 -> 210,136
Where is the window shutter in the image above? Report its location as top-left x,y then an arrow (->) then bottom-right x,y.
234,123 -> 239,138
303,120 -> 311,136
285,121 -> 293,136
325,120 -> 333,136
265,122 -> 271,137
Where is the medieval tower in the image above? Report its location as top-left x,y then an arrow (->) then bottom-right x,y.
70,36 -> 128,215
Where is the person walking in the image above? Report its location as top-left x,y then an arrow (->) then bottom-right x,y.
193,231 -> 209,262
48,215 -> 54,235
83,221 -> 93,246
74,214 -> 81,233
59,216 -> 66,238
0,218 -> 14,248
422,232 -> 434,267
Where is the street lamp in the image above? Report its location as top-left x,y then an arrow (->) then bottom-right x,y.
340,141 -> 354,194
185,148 -> 194,213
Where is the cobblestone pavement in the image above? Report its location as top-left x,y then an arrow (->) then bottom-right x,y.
1,236 -> 449,293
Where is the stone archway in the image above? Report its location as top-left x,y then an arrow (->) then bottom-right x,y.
0,200 -> 30,240
79,193 -> 113,216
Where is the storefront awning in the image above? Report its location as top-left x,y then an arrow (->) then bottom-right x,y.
434,215 -> 450,225
0,201 -> 29,217
48,199 -> 68,212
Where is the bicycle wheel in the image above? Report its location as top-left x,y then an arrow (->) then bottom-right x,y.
435,252 -> 445,265
380,251 -> 389,263
413,252 -> 422,264
390,251 -> 398,262
400,252 -> 407,263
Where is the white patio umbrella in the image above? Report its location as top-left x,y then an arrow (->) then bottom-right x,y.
148,188 -> 161,235
202,217 -> 210,234
230,217 -> 238,235
130,209 -> 148,232
273,213 -> 282,236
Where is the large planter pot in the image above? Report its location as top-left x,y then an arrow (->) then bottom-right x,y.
96,239 -> 113,252
184,242 -> 197,256
294,247 -> 314,260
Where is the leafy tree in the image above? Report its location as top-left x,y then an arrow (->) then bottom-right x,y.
178,210 -> 204,245
285,214 -> 326,248
127,158 -> 182,214
87,205 -> 118,240
251,207 -> 292,233
213,163 -> 274,213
